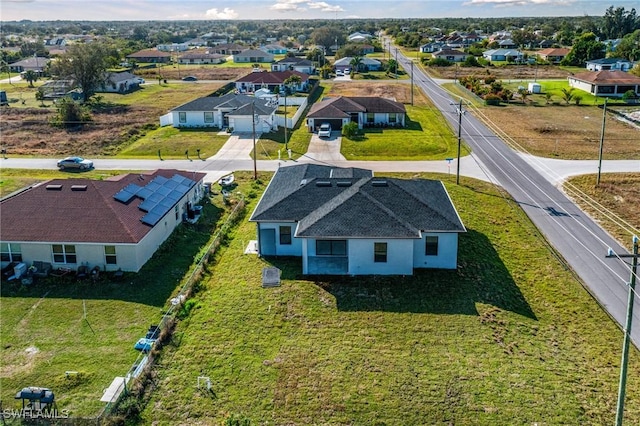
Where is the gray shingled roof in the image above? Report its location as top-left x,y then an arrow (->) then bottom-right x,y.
307,96 -> 405,118
250,165 -> 466,239
170,93 -> 275,115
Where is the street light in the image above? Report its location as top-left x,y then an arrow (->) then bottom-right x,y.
251,101 -> 257,180
606,235 -> 639,426
451,99 -> 465,185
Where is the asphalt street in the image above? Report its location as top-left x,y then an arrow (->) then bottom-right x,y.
391,43 -> 640,347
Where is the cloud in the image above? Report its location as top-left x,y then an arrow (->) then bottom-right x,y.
270,0 -> 308,12
308,1 -> 344,12
270,0 -> 343,13
204,7 -> 239,19
463,0 -> 574,6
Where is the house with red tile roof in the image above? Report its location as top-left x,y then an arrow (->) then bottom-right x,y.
1,170 -> 205,273
536,48 -> 570,64
234,70 -> 309,93
568,70 -> 640,97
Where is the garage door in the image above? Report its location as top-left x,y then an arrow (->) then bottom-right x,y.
231,117 -> 253,132
318,118 -> 343,130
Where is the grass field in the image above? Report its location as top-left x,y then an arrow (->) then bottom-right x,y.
0,173 -> 251,418
117,127 -> 230,159
136,173 -> 640,425
564,173 -> 640,251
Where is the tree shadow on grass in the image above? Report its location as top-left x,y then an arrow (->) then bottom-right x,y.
0,202 -> 225,308
266,229 -> 536,319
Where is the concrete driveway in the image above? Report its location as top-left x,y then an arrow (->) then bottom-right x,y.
305,131 -> 346,162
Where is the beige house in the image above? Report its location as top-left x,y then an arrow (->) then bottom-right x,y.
568,70 -> 640,97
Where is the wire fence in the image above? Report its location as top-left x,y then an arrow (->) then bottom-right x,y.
97,195 -> 246,420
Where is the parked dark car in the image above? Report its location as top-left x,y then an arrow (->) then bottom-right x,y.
182,76 -> 198,81
57,156 -> 93,171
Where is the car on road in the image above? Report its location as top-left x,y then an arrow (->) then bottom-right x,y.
57,156 -> 93,171
318,123 -> 332,138
182,76 -> 198,81
335,70 -> 344,77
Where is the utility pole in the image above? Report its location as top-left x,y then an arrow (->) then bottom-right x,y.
608,236 -> 639,426
456,98 -> 464,185
597,97 -> 608,186
252,101 -> 257,180
284,91 -> 288,151
411,61 -> 414,106
395,48 -> 398,79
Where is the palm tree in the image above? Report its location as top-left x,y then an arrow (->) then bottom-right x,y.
23,70 -> 38,87
283,74 -> 302,95
350,55 -> 364,74
560,88 -> 575,104
517,87 -> 530,104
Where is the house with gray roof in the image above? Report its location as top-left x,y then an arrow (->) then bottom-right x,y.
249,164 -> 465,275
585,58 -> 634,72
483,48 -> 524,62
334,56 -> 381,72
271,57 -> 315,74
167,93 -> 277,132
307,96 -> 406,131
233,49 -> 274,63
97,71 -> 141,93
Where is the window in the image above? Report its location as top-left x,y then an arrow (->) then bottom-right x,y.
316,240 -> 347,256
374,242 -> 387,263
52,244 -> 77,264
388,113 -> 396,123
179,112 -> 186,123
1,243 -> 22,262
279,226 -> 292,245
425,236 -> 439,256
366,112 -> 374,123
104,246 -> 117,265
175,205 -> 179,220
204,111 -> 214,123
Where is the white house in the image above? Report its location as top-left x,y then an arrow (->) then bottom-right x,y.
271,57 -> 315,74
483,48 -> 524,62
334,56 -> 381,72
0,170 -> 206,273
235,70 -> 309,93
168,93 -> 277,132
249,164 -> 466,275
568,70 -> 640,97
432,49 -> 468,62
178,50 -> 226,65
233,49 -> 274,63
585,58 -> 634,72
97,71 -> 140,93
306,96 -> 406,131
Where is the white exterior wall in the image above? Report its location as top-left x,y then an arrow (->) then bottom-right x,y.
172,111 -> 222,128
412,233 -> 459,269
568,78 -> 595,94
258,222 -> 303,256
348,239 -> 414,275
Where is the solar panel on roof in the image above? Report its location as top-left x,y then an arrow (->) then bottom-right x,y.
138,199 -> 157,212
113,183 -> 142,203
156,185 -> 171,196
136,187 -> 153,199
166,191 -> 182,202
141,212 -> 163,226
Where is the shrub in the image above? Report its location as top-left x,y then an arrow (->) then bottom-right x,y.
427,57 -> 453,67
342,121 -> 360,138
484,94 -> 502,105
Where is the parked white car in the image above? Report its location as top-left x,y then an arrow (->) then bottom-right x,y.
318,123 -> 332,138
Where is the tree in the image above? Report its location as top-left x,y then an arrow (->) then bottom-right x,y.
350,55 -> 364,73
310,27 -> 344,52
613,30 -> 640,61
561,33 -> 605,66
517,87 -> 530,104
50,42 -> 110,103
602,6 -> 639,40
51,97 -> 91,128
283,74 -> 301,95
463,55 -> 481,67
560,88 -> 575,104
23,70 -> 38,87
342,122 -> 359,139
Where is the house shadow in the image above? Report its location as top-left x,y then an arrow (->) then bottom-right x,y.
266,229 -> 536,319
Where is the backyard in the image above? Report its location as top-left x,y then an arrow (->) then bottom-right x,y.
131,172 -> 640,425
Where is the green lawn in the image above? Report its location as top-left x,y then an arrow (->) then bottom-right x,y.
340,105 -> 467,160
138,173 -> 640,425
0,183 -> 238,417
117,126 -> 230,159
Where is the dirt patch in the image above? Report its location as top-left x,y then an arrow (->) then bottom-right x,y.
327,82 -> 413,104
136,66 -> 250,82
427,64 -> 571,80
0,105 -> 161,156
474,104 -> 640,160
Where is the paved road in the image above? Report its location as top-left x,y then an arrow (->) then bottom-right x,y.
390,43 -> 640,346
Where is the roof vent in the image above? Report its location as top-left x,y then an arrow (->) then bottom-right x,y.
46,184 -> 63,191
300,179 -> 307,186
336,181 -> 352,187
371,180 -> 388,187
316,181 -> 332,187
71,185 -> 87,191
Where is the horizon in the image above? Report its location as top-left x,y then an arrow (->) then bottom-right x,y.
0,0 -> 637,22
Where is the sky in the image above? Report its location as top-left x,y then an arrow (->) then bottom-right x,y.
0,0 -> 636,22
